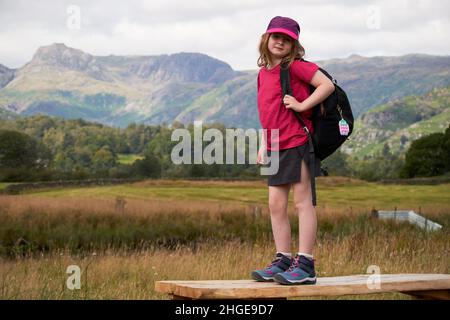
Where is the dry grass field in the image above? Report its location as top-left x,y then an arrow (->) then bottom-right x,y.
0,178 -> 449,299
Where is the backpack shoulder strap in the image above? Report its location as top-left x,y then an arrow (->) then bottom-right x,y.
280,63 -> 292,97
279,63 -> 317,206
280,62 -> 310,132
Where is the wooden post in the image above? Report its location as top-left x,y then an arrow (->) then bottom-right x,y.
371,208 -> 378,218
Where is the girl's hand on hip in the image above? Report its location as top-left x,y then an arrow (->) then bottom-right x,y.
283,94 -> 303,112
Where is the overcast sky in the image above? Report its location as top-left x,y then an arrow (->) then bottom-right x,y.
0,0 -> 449,71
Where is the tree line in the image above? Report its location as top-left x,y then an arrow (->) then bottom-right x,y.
0,114 -> 448,182
0,115 -> 259,182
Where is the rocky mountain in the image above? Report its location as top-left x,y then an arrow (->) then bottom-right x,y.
0,43 -> 241,127
0,43 -> 449,129
26,43 -> 238,84
0,64 -> 15,89
318,54 -> 450,116
342,86 -> 450,158
161,53 -> 450,128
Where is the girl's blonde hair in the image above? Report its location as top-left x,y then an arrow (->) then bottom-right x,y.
257,33 -> 305,68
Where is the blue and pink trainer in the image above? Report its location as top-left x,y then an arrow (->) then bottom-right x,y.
251,253 -> 292,282
274,254 -> 317,285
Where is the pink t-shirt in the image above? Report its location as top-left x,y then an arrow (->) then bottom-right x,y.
257,60 -> 319,151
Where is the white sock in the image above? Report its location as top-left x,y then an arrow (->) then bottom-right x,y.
277,251 -> 292,258
298,252 -> 314,260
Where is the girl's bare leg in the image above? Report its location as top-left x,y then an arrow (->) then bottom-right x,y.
268,184 -> 291,253
292,160 -> 317,255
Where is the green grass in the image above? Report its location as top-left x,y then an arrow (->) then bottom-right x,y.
0,182 -> 15,191
117,154 -> 144,165
22,179 -> 450,210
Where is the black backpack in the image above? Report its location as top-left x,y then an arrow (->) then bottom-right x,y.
280,60 -> 354,205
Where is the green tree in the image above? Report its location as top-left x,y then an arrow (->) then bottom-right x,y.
321,150 -> 350,176
0,130 -> 50,169
132,154 -> 161,178
92,146 -> 116,172
400,132 -> 446,178
53,149 -> 77,172
443,125 -> 450,172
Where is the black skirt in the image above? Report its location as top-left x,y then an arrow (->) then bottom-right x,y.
267,143 -> 321,186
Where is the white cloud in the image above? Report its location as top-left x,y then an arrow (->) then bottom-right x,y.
0,0 -> 449,70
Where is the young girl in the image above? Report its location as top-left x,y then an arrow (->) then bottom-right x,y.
251,16 -> 334,285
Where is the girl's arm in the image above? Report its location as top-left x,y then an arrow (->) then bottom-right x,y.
257,130 -> 268,165
260,130 -> 266,148
283,70 -> 335,113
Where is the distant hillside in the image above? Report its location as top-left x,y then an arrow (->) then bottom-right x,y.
165,54 -> 450,128
0,43 -> 449,129
0,108 -> 18,120
342,86 -> 450,158
173,71 -> 257,128
0,43 -> 240,127
319,54 -> 450,116
0,64 -> 15,89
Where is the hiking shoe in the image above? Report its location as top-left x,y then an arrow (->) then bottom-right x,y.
274,254 -> 317,285
251,253 -> 292,282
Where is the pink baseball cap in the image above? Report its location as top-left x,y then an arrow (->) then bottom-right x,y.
266,16 -> 300,40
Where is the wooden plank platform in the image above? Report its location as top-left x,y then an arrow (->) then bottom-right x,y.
155,274 -> 450,300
